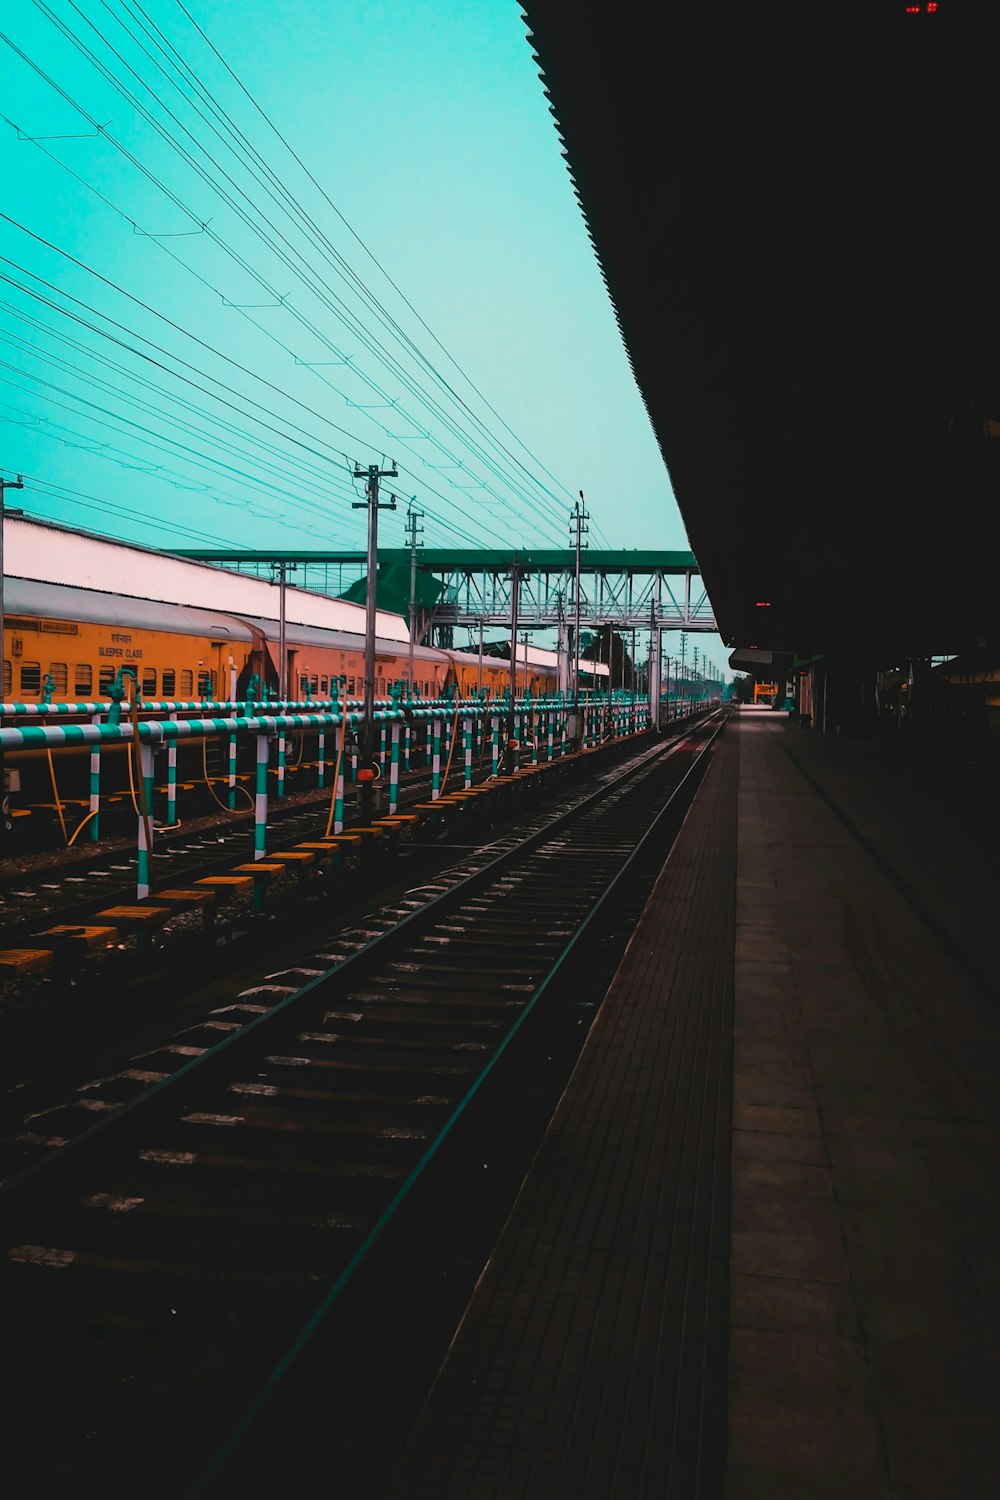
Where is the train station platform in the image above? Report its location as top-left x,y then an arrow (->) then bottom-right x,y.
386,707 -> 1000,1499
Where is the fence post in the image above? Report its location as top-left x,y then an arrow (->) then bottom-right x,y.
334,718 -> 346,834
276,729 -> 286,800
389,718 -> 401,814
254,733 -> 269,861
89,710 -> 102,842
166,713 -> 178,826
432,714 -> 442,799
136,741 -> 155,899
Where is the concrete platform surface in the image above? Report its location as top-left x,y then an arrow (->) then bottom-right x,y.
730,711 -> 1000,1500
385,709 -> 1000,1499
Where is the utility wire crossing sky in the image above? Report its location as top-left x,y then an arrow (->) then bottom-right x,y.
0,0 -> 727,674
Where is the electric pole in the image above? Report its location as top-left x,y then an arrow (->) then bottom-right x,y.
270,560 -> 297,700
505,554 -> 521,770
353,460 -> 398,821
0,475 -> 25,841
405,499 -> 424,693
570,493 -> 588,706
648,596 -> 658,728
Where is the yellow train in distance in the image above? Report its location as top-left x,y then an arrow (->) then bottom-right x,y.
1,598 -> 559,707
2,516 -> 608,708
1,518 -> 612,832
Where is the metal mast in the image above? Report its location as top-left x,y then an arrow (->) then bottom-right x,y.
506,553 -> 521,768
405,499 -> 424,692
271,560 -> 296,700
0,474 -> 25,843
353,460 -> 398,821
570,493 -> 588,703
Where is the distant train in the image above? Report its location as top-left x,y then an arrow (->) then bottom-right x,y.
1,577 -> 553,707
1,517 -> 607,707
0,517 -> 613,833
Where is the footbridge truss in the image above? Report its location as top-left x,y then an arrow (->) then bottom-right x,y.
176,548 -> 718,637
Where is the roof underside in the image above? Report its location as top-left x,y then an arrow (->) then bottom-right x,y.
521,5 -> 1000,657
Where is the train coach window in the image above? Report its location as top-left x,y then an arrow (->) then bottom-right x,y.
75,663 -> 93,697
320,676 -> 328,694
2,659 -> 10,697
141,668 -> 157,699
180,669 -> 193,697
20,662 -> 41,696
197,670 -> 212,699
347,676 -> 355,695
99,667 -> 116,697
162,669 -> 176,697
377,676 -> 385,696
48,662 -> 68,697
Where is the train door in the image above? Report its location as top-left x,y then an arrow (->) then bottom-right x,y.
210,639 -> 229,703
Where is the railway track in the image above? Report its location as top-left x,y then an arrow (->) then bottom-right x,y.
0,711 -> 725,1492
0,762 -> 449,938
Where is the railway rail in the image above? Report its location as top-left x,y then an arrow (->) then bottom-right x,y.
0,710 -> 726,1492
0,773 -> 416,940
0,702 -> 654,941
0,720 -> 693,1101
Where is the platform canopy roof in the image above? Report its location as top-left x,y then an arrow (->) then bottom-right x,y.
520,5 -> 1000,659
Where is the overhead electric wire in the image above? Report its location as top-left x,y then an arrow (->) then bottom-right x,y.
1,209 -> 536,547
0,233 -> 361,466
0,295 -> 509,555
0,323 -> 365,524
170,0 -> 596,526
0,297 -> 366,506
116,0 -> 582,533
18,10 -> 568,544
3,7 -> 612,554
2,465 -> 251,548
0,250 -> 526,550
15,5 -> 575,543
0,364 -> 349,543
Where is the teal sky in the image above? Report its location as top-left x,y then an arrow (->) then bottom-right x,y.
1,0 -> 726,676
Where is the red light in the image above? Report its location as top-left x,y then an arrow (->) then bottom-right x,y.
754,600 -> 771,608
